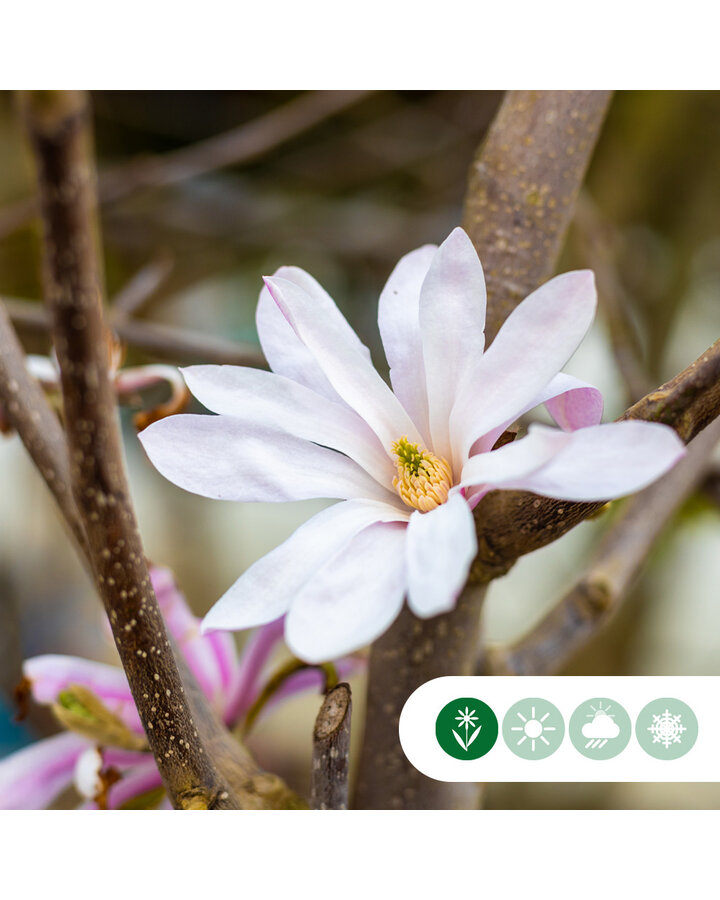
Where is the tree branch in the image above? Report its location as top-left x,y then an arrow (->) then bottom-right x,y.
1,91 -> 372,239
310,683 -> 352,810
463,90 -> 612,342
488,414 -> 720,676
356,90 -> 613,810
17,90 -> 300,810
471,337 -> 720,583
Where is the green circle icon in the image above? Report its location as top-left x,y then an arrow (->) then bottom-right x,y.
502,698 -> 565,760
635,698 -> 698,760
569,698 -> 631,760
435,697 -> 498,760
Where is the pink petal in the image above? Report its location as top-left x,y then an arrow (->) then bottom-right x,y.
256,266 -> 372,402
202,499 -> 409,634
419,227 -> 487,461
405,492 -> 477,617
23,655 -> 142,733
285,522 -> 408,663
460,425 -> 573,491
378,244 -> 437,442
223,618 -> 285,724
182,365 -> 394,486
260,655 -> 366,716
140,414 -> 398,504
264,275 -> 422,451
449,270 -> 597,471
494,421 -> 686,501
106,760 -> 165,810
0,732 -> 88,809
151,567 -> 230,710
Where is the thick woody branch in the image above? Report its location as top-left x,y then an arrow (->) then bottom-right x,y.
18,90 -> 300,810
357,91 -> 612,809
310,683 -> 352,810
463,90 -> 612,342
488,414 -> 720,675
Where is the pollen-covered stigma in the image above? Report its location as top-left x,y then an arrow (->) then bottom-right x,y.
391,436 -> 453,513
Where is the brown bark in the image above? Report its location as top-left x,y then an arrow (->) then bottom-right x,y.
310,683 -> 352,810
355,91 -> 613,810
18,90 -> 302,810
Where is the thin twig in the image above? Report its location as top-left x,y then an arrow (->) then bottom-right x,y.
311,683 -> 352,811
487,414 -> 720,675
18,89 -> 303,810
0,91 -> 372,239
110,254 -> 174,323
4,296 -> 266,367
0,301 -> 87,554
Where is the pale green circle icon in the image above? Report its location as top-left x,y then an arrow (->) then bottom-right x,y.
635,698 -> 698,760
502,698 -> 565,759
569,698 -> 631,760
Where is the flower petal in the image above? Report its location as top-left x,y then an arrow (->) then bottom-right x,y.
23,655 -> 142,733
182,365 -> 394,485
106,760 -> 164,810
459,425 -> 573,490
449,270 -> 597,468
264,275 -> 422,450
405,492 -> 478,617
222,618 -> 285,724
140,414 -> 398,504
261,656 -> 365,716
202,499 -> 410,634
0,732 -> 87,809
285,521 -> 408,663
493,421 -> 686,501
419,227 -> 487,460
256,266 -> 372,401
378,244 -> 436,441
475,372 -> 604,455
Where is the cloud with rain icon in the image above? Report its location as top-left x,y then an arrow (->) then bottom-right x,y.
582,703 -> 620,749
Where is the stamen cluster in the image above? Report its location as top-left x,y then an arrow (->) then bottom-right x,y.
391,436 -> 453,512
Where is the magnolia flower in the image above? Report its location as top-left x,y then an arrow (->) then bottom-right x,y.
0,567 -> 357,810
139,228 -> 685,664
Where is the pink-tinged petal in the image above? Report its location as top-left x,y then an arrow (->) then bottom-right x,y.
256,266 -> 372,402
495,421 -> 686,501
449,270 -> 597,470
378,244 -> 437,441
106,760 -> 165,810
405,492 -> 477,618
260,656 -> 366,716
23,655 -> 142,733
151,567 -> 227,709
0,732 -> 88,809
140,415 -> 398,504
223,618 -> 285,724
285,522 -> 408,663
202,499 -> 410,635
264,276 -> 422,451
475,372 -> 604,454
541,373 -> 604,432
419,227 -> 487,460
182,366 -> 394,486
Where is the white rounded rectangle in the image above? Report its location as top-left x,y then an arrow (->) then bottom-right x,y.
399,676 -> 713,782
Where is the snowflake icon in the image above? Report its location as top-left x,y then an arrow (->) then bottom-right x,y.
648,708 -> 687,749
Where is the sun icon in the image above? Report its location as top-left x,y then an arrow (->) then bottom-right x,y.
510,704 -> 557,752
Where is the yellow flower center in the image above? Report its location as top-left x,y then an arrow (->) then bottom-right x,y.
391,436 -> 453,513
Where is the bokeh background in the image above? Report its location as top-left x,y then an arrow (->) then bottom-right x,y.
0,90 -> 718,808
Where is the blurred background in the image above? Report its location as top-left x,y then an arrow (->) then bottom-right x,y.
0,90 -> 718,808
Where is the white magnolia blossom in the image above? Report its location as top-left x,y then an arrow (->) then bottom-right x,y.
140,227 -> 685,663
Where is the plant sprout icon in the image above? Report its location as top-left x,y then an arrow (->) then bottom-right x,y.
453,706 -> 482,752
510,704 -> 557,752
582,701 -> 620,749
